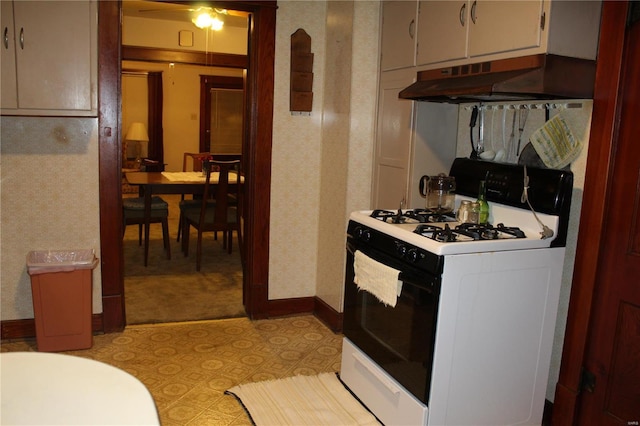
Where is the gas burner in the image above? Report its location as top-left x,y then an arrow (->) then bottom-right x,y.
414,224 -> 461,242
409,209 -> 456,223
413,222 -> 527,243
370,209 -> 400,223
371,209 -> 456,224
494,223 -> 527,238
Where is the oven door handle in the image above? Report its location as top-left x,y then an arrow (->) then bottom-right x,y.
352,352 -> 401,395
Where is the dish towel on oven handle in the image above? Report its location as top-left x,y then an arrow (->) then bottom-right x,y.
353,250 -> 403,307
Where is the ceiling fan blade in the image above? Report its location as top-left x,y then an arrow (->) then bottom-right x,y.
138,7 -> 198,13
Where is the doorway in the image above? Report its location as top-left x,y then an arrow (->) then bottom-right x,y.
97,1 -> 276,332
120,4 -> 247,324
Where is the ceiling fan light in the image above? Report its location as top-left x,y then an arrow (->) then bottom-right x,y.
193,12 -> 213,29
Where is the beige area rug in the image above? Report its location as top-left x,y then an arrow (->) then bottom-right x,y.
227,373 -> 381,426
124,194 -> 245,324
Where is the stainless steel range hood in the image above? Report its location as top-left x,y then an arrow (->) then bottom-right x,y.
398,54 -> 596,103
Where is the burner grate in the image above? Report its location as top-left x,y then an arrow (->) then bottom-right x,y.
414,223 -> 527,242
370,209 -> 456,224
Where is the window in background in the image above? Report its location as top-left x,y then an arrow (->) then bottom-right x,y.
200,75 -> 244,154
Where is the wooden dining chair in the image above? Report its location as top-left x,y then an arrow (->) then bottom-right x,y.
180,159 -> 242,271
176,152 -> 211,243
122,196 -> 171,266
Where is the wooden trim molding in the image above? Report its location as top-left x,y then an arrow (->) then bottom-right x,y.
267,297 -> 315,318
266,296 -> 343,333
122,46 -> 248,68
98,1 -> 277,331
314,297 -> 343,333
98,0 -> 125,333
1,315 -> 104,341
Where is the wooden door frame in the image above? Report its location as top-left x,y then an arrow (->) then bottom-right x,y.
98,1 -> 276,332
552,1 -> 630,423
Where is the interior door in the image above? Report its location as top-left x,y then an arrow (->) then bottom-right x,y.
577,9 -> 640,424
199,75 -> 244,154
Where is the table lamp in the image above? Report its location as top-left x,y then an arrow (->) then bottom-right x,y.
125,122 -> 149,167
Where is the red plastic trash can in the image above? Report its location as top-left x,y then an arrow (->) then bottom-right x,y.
27,250 -> 99,352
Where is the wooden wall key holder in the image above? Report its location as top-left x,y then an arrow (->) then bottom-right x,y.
290,29 -> 313,112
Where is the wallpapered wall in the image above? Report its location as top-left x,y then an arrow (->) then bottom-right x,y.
1,117 -> 102,319
269,1 -> 379,307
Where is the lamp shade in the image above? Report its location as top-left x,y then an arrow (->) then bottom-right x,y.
125,122 -> 149,142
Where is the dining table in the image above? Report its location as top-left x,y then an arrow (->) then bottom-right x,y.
1,352 -> 160,425
125,171 -> 243,266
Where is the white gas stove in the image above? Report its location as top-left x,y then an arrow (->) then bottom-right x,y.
349,199 -> 560,256
341,158 -> 573,425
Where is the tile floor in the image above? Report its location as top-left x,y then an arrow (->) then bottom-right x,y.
1,315 -> 344,425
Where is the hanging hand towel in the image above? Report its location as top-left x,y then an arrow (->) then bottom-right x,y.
354,250 -> 402,307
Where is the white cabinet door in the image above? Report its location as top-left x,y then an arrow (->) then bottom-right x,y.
468,0 -> 543,58
372,70 -> 415,209
2,1 -> 96,115
1,1 -> 17,109
416,0 -> 468,66
380,0 -> 419,71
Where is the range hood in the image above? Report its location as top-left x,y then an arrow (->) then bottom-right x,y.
398,54 -> 596,103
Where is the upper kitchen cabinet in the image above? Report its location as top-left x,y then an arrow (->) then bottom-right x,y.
380,0 -> 419,71
415,1 -> 468,65
416,0 -> 601,68
1,0 -> 97,116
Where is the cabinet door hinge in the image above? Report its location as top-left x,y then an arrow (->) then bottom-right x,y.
580,367 -> 596,393
540,12 -> 546,30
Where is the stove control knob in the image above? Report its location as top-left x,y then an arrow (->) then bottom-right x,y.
406,248 -> 419,263
355,227 -> 371,242
396,243 -> 408,257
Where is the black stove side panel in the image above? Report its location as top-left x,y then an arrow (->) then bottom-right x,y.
450,158 -> 573,246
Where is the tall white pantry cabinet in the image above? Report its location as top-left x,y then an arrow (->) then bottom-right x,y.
1,0 -> 97,116
372,0 -> 601,209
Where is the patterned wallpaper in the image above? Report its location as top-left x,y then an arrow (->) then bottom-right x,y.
269,1 -> 380,309
1,117 -> 102,319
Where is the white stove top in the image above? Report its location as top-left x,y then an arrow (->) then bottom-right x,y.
350,197 -> 560,255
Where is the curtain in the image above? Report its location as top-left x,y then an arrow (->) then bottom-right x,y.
147,72 -> 163,165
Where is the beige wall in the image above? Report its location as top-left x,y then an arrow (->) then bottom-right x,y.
122,61 -> 243,171
1,117 -> 102,318
123,15 -> 247,55
269,1 -> 379,308
122,14 -> 245,171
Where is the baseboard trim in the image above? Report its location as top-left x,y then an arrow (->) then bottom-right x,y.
1,314 -> 104,340
313,296 -> 342,332
2,297 -> 342,340
267,296 -> 315,317
266,296 -> 343,333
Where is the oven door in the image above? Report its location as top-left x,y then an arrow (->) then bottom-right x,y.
343,237 -> 441,404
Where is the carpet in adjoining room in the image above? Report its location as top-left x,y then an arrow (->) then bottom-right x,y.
123,194 -> 245,324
